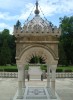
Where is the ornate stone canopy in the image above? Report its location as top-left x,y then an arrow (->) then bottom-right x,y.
14,0 -> 61,37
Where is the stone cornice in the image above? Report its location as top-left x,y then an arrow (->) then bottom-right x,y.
15,41 -> 59,44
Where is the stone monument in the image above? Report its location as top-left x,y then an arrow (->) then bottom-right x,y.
13,0 -> 61,100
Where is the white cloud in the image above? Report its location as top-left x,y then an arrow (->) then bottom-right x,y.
0,0 -> 73,21
39,0 -> 73,15
0,23 -> 13,34
0,12 -> 18,20
19,3 -> 34,20
17,0 -> 73,20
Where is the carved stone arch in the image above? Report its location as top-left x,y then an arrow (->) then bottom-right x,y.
17,44 -> 58,61
17,45 -> 58,66
25,49 -> 47,63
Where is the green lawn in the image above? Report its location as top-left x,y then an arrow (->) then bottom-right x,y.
0,66 -> 17,69
0,65 -> 73,72
57,66 -> 73,71
0,65 -> 29,72
0,66 -> 17,72
40,65 -> 73,72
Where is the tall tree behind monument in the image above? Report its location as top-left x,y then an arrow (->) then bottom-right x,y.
0,39 -> 11,65
59,16 -> 73,65
0,29 -> 16,65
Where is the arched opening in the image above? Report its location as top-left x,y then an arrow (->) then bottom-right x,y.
17,46 -> 58,83
29,56 -> 45,64
26,55 -> 46,81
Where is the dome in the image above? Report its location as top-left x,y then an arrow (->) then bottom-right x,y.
23,15 -> 52,33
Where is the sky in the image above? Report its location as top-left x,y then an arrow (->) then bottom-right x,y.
0,0 -> 73,34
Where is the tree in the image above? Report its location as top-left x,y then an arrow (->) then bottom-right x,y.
0,29 -> 16,65
58,42 -> 67,66
8,35 -> 16,64
15,20 -> 21,29
59,16 -> 73,65
29,56 -> 45,64
0,33 -> 2,52
2,29 -> 9,39
0,39 -> 11,65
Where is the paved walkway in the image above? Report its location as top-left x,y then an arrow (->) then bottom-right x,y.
0,78 -> 73,100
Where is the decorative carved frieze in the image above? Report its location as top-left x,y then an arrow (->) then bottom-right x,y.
16,36 -> 58,43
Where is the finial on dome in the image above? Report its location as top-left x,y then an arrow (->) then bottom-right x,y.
34,0 -> 40,15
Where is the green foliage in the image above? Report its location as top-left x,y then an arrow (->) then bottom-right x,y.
59,16 -> 73,65
0,29 -> 16,65
15,20 -> 21,28
40,65 -> 47,72
57,66 -> 73,72
25,65 -> 29,70
58,42 -> 67,66
0,39 -> 11,65
56,69 -> 63,72
29,56 -> 45,64
0,66 -> 17,72
2,29 -> 9,39
64,69 -> 72,72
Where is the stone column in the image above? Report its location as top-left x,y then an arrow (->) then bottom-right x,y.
17,65 -> 24,99
22,67 -> 26,88
47,65 -> 50,88
51,65 -> 56,96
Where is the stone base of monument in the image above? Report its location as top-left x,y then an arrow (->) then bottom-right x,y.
13,87 -> 61,100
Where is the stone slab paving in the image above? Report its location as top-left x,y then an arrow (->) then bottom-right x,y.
13,87 -> 61,100
0,78 -> 18,100
0,78 -> 73,100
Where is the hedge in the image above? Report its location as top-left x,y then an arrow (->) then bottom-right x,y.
0,68 -> 18,72
56,69 -> 63,72
64,69 -> 72,72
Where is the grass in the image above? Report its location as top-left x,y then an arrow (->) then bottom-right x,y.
40,65 -> 73,72
0,66 -> 17,72
0,66 -> 17,69
0,65 -> 73,72
57,66 -> 73,71
0,65 -> 29,72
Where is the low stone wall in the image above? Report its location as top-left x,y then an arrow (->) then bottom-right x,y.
0,72 -> 73,78
56,72 -> 73,78
0,72 -> 18,78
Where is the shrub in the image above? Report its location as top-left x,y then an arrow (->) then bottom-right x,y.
56,69 -> 63,72
64,69 -> 72,72
40,65 -> 47,72
4,68 -> 18,72
0,69 -> 3,72
25,65 -> 29,70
